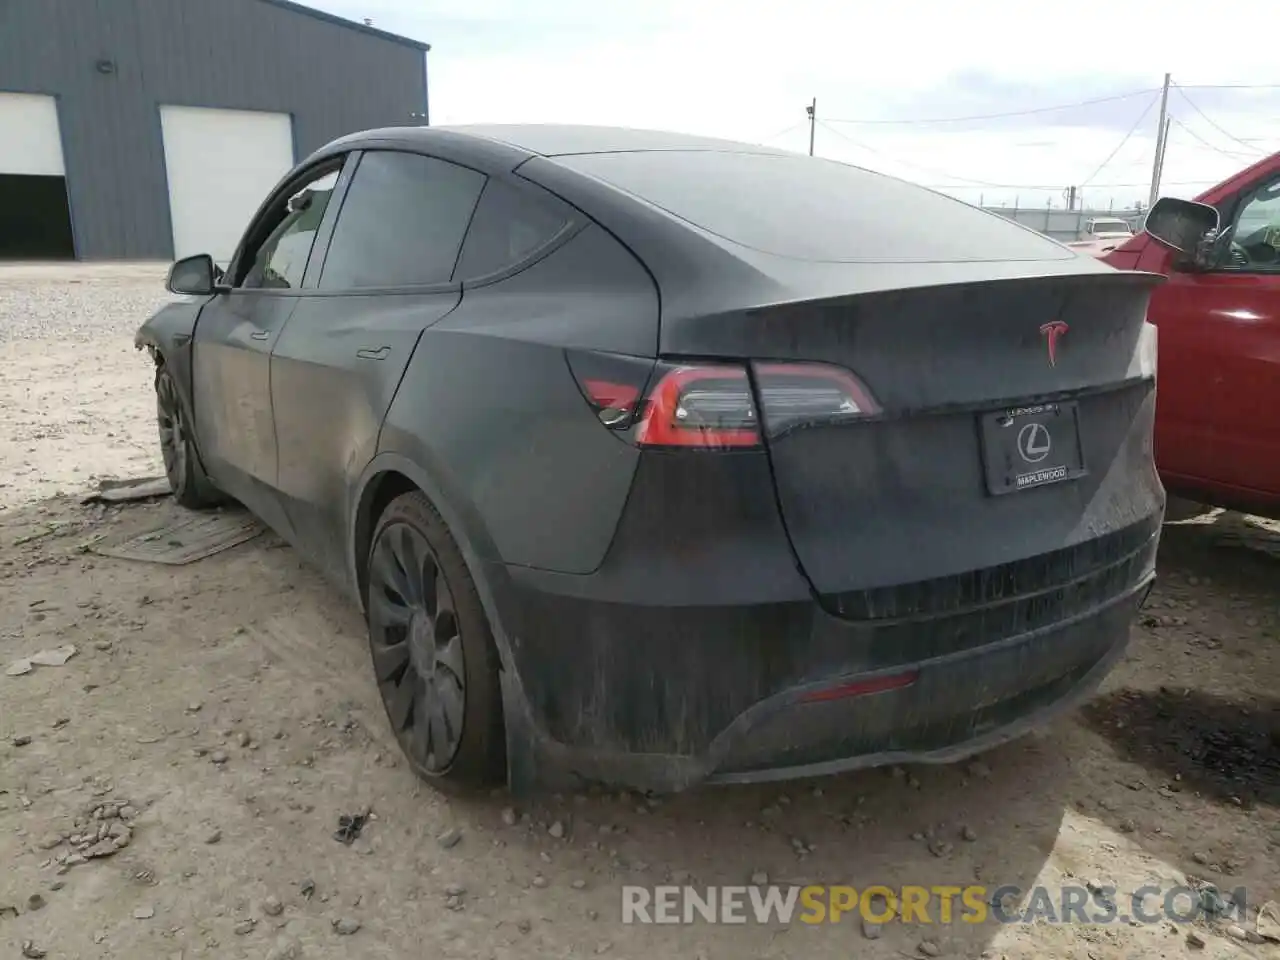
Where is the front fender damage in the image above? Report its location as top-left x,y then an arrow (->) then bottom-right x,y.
134,300 -> 202,361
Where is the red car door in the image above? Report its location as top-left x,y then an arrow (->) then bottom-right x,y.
1139,173 -> 1280,507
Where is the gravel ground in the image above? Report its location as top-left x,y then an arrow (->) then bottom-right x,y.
0,262 -> 172,509
1,263 -> 1278,960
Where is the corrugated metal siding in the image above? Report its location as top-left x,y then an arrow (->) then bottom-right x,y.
0,0 -> 428,259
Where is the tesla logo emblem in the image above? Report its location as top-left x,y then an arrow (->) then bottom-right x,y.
1017,422 -> 1052,463
1039,320 -> 1069,367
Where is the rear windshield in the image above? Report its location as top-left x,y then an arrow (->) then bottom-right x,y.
554,150 -> 1073,263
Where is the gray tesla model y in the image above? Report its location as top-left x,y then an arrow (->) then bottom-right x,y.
135,124 -> 1164,794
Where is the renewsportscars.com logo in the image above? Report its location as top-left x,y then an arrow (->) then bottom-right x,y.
621,884 -> 1254,926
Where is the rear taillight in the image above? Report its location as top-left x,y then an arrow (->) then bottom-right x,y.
567,350 -> 879,449
751,362 -> 880,436
634,364 -> 760,449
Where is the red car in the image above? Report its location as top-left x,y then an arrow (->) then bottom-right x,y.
1100,155 -> 1280,518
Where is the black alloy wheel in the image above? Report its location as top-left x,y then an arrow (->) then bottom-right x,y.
156,369 -> 188,491
154,366 -> 220,509
367,491 -> 505,788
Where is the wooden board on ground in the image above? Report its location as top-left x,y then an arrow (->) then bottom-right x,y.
92,510 -> 262,564
83,476 -> 173,504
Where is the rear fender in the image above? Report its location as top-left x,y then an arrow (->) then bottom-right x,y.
348,451 -> 571,795
347,451 -> 504,618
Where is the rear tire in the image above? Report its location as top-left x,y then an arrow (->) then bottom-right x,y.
366,491 -> 506,791
155,366 -> 221,509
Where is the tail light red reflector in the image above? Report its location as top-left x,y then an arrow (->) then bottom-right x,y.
579,379 -> 642,426
800,669 -> 919,703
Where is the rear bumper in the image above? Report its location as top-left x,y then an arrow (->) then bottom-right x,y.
495,515 -> 1158,794
705,578 -> 1146,784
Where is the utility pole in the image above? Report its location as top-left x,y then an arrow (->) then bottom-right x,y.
1147,73 -> 1171,207
1154,116 -> 1171,195
806,98 -> 816,156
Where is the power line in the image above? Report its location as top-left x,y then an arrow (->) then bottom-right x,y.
820,94 -> 1163,193
1171,83 -> 1267,155
1082,93 -> 1160,186
815,119 -> 1201,193
753,121 -> 806,144
922,179 -> 1219,190
815,120 -> 1017,187
803,74 -> 1279,198
1174,83 -> 1280,90
821,88 -> 1158,126
1168,116 -> 1257,160
816,83 -> 1280,129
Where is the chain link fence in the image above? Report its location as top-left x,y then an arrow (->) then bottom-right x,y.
981,204 -> 1146,243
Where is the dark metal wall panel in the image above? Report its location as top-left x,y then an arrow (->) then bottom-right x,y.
0,0 -> 428,259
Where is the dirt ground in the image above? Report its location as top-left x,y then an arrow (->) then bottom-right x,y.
2,263 -> 1279,960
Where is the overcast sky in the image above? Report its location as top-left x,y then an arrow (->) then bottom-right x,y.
302,0 -> 1279,210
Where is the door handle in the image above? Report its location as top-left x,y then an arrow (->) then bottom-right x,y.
249,329 -> 270,341
356,346 -> 391,360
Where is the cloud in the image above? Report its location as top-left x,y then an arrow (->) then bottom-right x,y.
302,0 -> 1280,209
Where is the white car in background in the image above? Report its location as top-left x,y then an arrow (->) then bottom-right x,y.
1080,217 -> 1135,241
1066,217 -> 1136,256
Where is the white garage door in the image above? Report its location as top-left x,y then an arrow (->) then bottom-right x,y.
0,93 -> 66,176
159,106 -> 294,263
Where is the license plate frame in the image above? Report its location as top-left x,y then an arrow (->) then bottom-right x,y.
979,401 -> 1086,496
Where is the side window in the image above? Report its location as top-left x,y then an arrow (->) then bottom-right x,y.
319,152 -> 485,290
1217,176 -> 1280,273
453,178 -> 573,280
240,169 -> 340,290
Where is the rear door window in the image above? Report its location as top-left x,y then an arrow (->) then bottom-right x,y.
453,178 -> 573,280
318,151 -> 485,290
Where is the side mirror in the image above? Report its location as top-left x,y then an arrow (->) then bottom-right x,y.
166,254 -> 217,296
1143,197 -> 1220,257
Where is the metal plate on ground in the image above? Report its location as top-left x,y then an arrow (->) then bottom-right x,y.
92,510 -> 263,565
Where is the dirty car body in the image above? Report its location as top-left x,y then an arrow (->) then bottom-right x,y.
136,125 -> 1164,793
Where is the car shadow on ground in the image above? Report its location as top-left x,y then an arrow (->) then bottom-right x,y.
1065,511 -> 1280,919
1088,511 -> 1280,814
1158,509 -> 1280,581
633,743 -> 1072,954
0,491 -> 1076,958
1080,686 -> 1280,810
